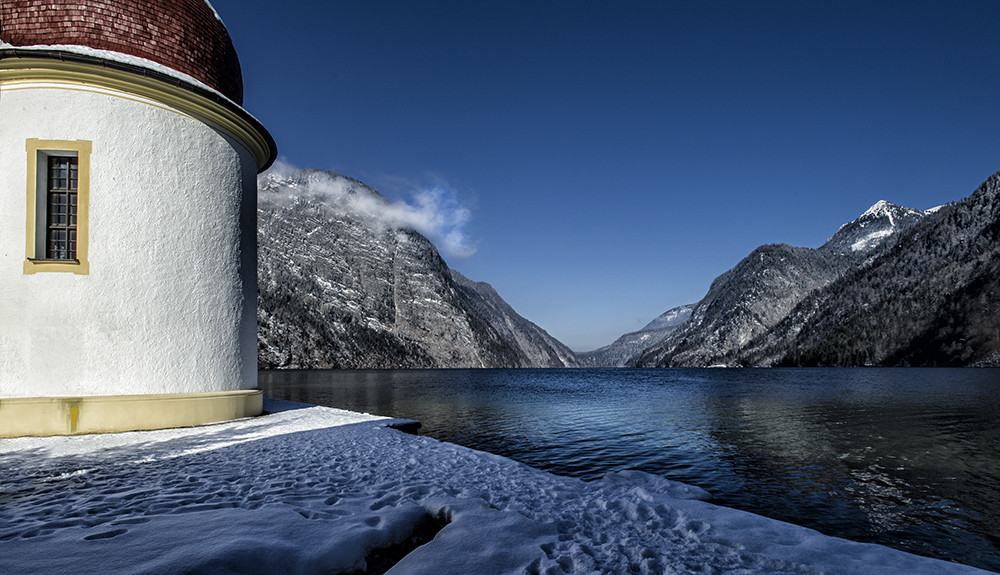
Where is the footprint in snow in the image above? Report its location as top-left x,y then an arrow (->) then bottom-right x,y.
111,517 -> 151,525
83,528 -> 127,541
369,494 -> 400,511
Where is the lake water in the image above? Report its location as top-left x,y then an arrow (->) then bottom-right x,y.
259,368 -> 1000,571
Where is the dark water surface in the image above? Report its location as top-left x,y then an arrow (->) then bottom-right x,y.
259,368 -> 1000,571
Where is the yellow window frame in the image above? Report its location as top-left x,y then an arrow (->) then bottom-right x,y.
24,139 -> 92,275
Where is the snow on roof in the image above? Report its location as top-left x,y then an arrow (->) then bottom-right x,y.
0,0 -> 244,102
0,41 -> 235,106
0,41 -> 273,136
0,399 -> 989,574
203,0 -> 225,24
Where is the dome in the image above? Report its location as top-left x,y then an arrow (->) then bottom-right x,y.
0,0 -> 244,104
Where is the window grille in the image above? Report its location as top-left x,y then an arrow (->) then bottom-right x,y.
46,156 -> 78,260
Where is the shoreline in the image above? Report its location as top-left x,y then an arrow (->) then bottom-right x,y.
0,398 -> 993,574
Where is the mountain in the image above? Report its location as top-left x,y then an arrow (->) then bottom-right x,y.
635,245 -> 853,367
257,167 -> 578,369
732,173 -> 1000,367
641,304 -> 698,332
256,163 -> 998,369
577,304 -> 694,367
449,270 -> 579,367
635,200 -> 933,367
820,199 -> 930,254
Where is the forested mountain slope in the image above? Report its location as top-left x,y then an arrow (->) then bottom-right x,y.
636,200 -> 932,367
635,245 -> 854,366
734,172 -> 1000,367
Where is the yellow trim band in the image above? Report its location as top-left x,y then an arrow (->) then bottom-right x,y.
0,56 -> 276,172
0,390 -> 264,437
24,139 -> 92,275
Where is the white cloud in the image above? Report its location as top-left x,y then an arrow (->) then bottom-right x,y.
261,160 -> 477,258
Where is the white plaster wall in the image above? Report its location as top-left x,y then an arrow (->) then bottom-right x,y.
0,84 -> 258,397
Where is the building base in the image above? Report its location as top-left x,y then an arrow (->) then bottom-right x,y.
0,389 -> 263,438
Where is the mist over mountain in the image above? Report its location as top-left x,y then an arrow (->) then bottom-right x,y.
257,167 -> 577,369
633,174 -> 999,368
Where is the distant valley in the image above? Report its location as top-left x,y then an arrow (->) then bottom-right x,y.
258,167 -> 1000,369
576,304 -> 694,367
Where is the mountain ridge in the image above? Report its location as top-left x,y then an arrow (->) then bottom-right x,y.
732,172 -> 1000,367
633,176 -> 997,367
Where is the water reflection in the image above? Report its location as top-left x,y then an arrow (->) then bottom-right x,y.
259,368 -> 1000,571
693,369 -> 1000,566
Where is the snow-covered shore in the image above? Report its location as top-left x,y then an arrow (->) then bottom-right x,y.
0,399 -> 991,575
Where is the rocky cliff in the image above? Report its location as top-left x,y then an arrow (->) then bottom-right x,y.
257,167 -> 578,369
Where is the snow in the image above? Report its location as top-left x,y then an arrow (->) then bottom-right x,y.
860,199 -> 896,226
827,200 -> 932,252
203,0 -> 226,24
0,42 -> 243,110
0,399 -> 991,575
859,199 -> 928,225
851,228 -> 893,252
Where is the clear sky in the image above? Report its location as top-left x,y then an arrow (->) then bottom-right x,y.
212,0 -> 1000,352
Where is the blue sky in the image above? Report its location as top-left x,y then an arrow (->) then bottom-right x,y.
212,0 -> 1000,351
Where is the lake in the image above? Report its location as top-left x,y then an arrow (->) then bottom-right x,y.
259,368 -> 1000,571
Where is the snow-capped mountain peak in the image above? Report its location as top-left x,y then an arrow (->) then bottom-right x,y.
822,200 -> 929,254
861,199 -> 896,224
859,199 -> 926,225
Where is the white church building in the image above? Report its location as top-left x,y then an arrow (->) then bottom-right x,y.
0,0 -> 277,436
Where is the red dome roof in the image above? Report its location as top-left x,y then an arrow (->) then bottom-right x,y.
0,0 -> 244,104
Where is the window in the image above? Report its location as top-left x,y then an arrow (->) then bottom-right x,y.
46,156 -> 79,260
24,139 -> 92,274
